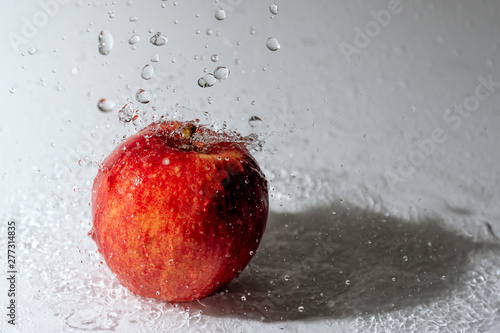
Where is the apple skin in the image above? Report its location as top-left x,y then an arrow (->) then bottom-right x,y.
90,120 -> 268,302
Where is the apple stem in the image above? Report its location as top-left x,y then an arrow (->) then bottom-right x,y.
182,123 -> 197,145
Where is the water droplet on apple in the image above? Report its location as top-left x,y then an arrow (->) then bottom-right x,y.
98,30 -> 113,55
284,275 -> 291,281
141,64 -> 154,80
162,158 -> 170,165
135,89 -> 151,104
266,37 -> 280,51
150,32 -> 168,46
197,73 -> 216,88
156,291 -> 160,296
241,295 -> 246,301
151,53 -> 160,62
249,251 -> 254,255
298,306 -> 305,312
128,34 -> 140,45
213,66 -> 230,80
345,280 -> 351,285
97,98 -> 115,112
215,8 -> 226,20
248,116 -> 262,128
269,3 -> 279,15
169,259 -> 174,265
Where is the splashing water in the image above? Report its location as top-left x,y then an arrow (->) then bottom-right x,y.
266,37 -> 280,51
215,8 -> 226,21
269,3 -> 279,15
97,98 -> 115,112
150,32 -> 168,46
98,31 -> 113,55
141,64 -> 154,80
213,66 -> 230,80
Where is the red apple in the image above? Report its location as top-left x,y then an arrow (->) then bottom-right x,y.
90,120 -> 269,301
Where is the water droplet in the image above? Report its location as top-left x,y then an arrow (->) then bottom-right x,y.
266,37 -> 280,51
345,280 -> 351,286
248,116 -> 262,128
135,89 -> 151,104
206,28 -> 213,35
207,96 -> 213,104
9,87 -> 15,94
213,66 -> 230,80
284,275 -> 291,281
211,54 -> 218,62
162,158 -> 170,165
28,47 -> 37,55
249,251 -> 254,255
156,291 -> 160,296
128,34 -> 140,45
198,73 -> 216,88
118,102 -> 135,122
150,32 -> 168,46
269,3 -> 279,15
97,98 -> 115,112
403,255 -> 408,262
392,277 -> 396,282
141,64 -> 154,80
108,11 -> 115,18
129,15 -> 138,22
441,275 -> 446,280
98,30 -> 113,55
169,259 -> 174,265
215,8 -> 226,20
132,115 -> 142,126
151,54 -> 160,62
298,306 -> 305,312
241,295 -> 246,301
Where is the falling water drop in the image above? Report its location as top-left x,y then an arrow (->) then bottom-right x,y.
266,37 -> 280,51
98,31 -> 113,55
150,54 -> 160,62
215,8 -> 226,20
128,34 -> 140,45
150,32 -> 168,46
269,3 -> 279,15
213,66 -> 230,80
141,64 -> 154,80
135,89 -> 151,104
97,98 -> 115,112
248,116 -> 262,128
197,73 -> 216,88
118,102 -> 135,122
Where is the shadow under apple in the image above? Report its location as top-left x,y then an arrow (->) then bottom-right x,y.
186,202 -> 499,322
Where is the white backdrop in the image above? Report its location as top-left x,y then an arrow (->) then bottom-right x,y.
1,0 -> 500,332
